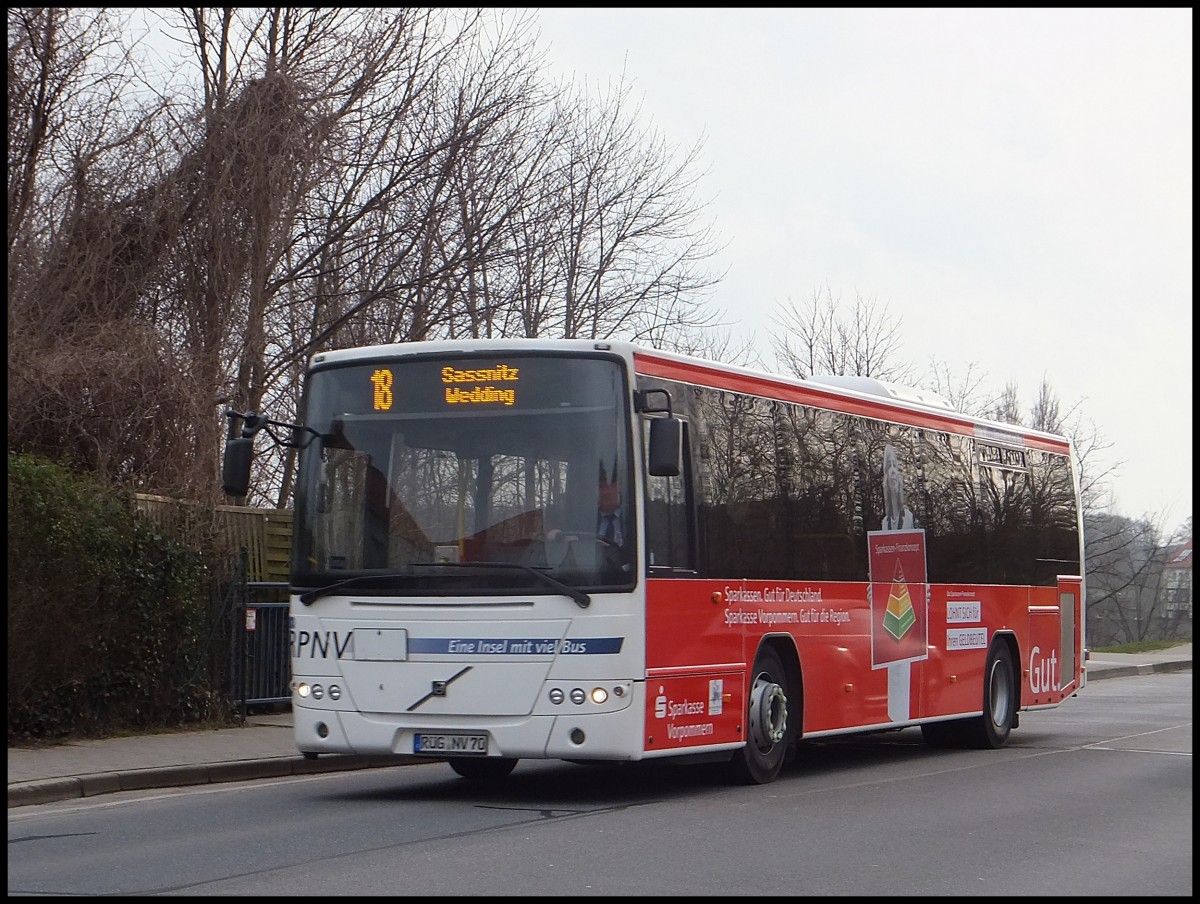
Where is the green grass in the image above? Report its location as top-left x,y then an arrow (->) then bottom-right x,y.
1092,640 -> 1192,654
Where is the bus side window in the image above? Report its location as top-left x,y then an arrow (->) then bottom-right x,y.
644,418 -> 694,571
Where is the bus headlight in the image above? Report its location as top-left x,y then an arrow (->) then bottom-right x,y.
590,687 -> 609,704
297,683 -> 312,698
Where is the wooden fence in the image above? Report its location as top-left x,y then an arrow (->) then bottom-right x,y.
132,493 -> 292,583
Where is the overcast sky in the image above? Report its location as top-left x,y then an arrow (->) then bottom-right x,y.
527,7 -> 1192,532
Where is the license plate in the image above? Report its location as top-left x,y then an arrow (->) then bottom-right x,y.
413,733 -> 489,755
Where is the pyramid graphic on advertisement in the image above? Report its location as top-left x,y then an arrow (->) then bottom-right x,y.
883,559 -> 916,640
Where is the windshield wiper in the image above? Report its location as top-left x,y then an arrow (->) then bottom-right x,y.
297,562 -> 591,608
411,561 -> 591,609
298,572 -> 414,606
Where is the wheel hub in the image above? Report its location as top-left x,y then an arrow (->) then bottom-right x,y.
748,675 -> 787,750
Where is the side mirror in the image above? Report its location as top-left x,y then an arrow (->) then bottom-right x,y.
648,417 -> 682,477
222,437 -> 254,497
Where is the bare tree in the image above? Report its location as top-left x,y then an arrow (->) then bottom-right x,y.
770,285 -> 913,381
1084,509 -> 1178,645
986,381 -> 1023,425
1027,376 -> 1064,433
7,8 -> 208,493
658,325 -> 760,368
924,357 -> 997,416
529,70 -> 725,344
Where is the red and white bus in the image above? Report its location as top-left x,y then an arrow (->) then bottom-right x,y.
223,338 -> 1086,784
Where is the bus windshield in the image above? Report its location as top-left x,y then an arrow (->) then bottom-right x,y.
291,352 -> 635,597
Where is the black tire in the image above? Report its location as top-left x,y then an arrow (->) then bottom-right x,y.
972,642 -> 1018,748
921,642 -> 1017,750
448,756 -> 518,781
726,645 -> 792,785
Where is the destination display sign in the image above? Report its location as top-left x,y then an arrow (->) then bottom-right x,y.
371,363 -> 521,411
315,354 -> 621,417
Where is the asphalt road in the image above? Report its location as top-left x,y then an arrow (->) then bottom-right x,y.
7,670 -> 1191,897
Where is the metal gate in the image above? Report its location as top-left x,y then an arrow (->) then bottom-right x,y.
229,578 -> 291,711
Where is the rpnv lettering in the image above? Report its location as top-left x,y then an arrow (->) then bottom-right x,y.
291,629 -> 352,659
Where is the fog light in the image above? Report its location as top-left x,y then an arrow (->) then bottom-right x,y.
297,683 -> 311,698
569,728 -> 585,744
570,688 -> 586,704
590,687 -> 608,704
549,688 -> 564,705
316,721 -> 329,738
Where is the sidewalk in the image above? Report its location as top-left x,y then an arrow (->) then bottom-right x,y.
9,644 -> 1191,809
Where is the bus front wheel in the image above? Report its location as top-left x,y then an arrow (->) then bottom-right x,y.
726,646 -> 791,785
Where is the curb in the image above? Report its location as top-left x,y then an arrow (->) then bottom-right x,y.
9,661 -> 1190,809
1084,660 -> 1192,682
8,753 -> 420,809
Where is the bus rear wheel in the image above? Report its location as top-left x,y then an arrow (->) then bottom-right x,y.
922,642 -> 1017,749
448,757 -> 518,781
726,646 -> 792,785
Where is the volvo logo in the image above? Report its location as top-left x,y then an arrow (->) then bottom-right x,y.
406,666 -> 472,712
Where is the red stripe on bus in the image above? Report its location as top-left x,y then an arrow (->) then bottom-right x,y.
633,351 -> 1070,455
